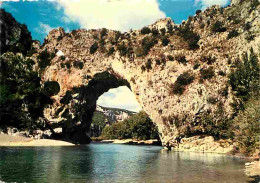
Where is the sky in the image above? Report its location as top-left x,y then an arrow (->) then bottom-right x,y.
1,0 -> 230,112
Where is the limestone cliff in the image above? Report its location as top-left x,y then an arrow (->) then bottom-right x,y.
3,0 -> 257,146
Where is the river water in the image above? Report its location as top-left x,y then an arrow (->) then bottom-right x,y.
0,144 -> 247,183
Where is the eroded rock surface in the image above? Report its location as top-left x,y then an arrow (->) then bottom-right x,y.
29,1 -> 260,145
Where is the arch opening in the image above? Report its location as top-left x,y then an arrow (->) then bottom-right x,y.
57,71 -> 136,144
89,86 -> 142,138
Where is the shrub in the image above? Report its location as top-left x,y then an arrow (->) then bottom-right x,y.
176,55 -> 188,64
172,71 -> 195,95
141,65 -> 146,72
43,81 -> 60,96
196,10 -> 202,15
108,47 -> 115,56
193,62 -> 200,70
200,23 -> 205,29
65,62 -> 71,69
90,42 -> 99,54
117,43 -> 128,56
60,91 -> 72,105
207,96 -> 218,104
211,21 -> 226,33
249,0 -> 260,13
245,33 -> 255,42
156,59 -> 161,65
162,36 -> 170,46
244,22 -> 251,31
136,36 -> 157,56
141,27 -> 151,34
178,24 -> 200,50
37,49 -> 52,71
101,111 -> 158,140
227,30 -> 239,39
160,28 -> 166,36
146,59 -> 152,71
73,61 -> 84,69
60,63 -> 65,68
60,56 -> 65,61
201,55 -> 216,65
100,28 -> 107,38
167,55 -> 174,61
151,28 -> 159,37
232,97 -> 260,156
229,49 -> 259,102
218,70 -> 226,76
200,66 -> 215,80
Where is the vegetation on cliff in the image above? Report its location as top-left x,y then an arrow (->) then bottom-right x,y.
0,53 -> 53,131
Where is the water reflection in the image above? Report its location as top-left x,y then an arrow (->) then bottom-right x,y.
0,145 -> 247,183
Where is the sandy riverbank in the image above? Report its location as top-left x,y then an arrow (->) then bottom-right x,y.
0,134 -> 74,146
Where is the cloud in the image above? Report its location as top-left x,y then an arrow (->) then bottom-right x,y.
56,0 -> 165,32
195,0 -> 230,9
35,22 -> 57,34
97,86 -> 142,112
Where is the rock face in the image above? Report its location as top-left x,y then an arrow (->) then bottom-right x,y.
96,105 -> 136,124
89,105 -> 136,137
0,9 -> 32,55
30,1 -> 260,145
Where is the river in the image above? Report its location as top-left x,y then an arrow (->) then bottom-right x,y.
0,144 -> 247,182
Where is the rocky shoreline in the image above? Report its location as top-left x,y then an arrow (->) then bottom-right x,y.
245,161 -> 260,182
171,136 -> 234,154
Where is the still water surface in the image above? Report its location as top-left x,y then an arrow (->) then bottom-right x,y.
0,144 -> 247,183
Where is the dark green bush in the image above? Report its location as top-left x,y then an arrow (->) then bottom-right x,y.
201,55 -> 216,65
196,10 -> 202,15
200,23 -> 205,29
232,97 -> 260,156
244,22 -> 251,31
249,0 -> 260,13
160,28 -> 166,36
37,49 -> 52,71
90,42 -> 99,54
141,65 -> 146,72
73,61 -> 84,69
200,66 -> 215,80
108,47 -> 115,56
65,62 -> 71,69
60,56 -> 65,61
100,28 -> 107,38
162,36 -> 170,46
227,30 -> 239,39
141,27 -> 151,34
211,21 -> 226,33
43,81 -> 60,96
167,55 -> 174,61
101,111 -> 159,140
60,91 -> 72,105
151,28 -> 159,37
0,54 -> 52,130
172,71 -> 195,95
178,24 -> 200,50
218,70 -> 226,76
146,59 -> 152,71
229,49 -> 259,102
193,62 -> 200,70
117,43 -> 128,56
176,55 -> 188,64
136,36 -> 157,56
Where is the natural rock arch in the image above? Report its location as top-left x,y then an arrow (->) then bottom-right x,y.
38,1 -> 260,146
